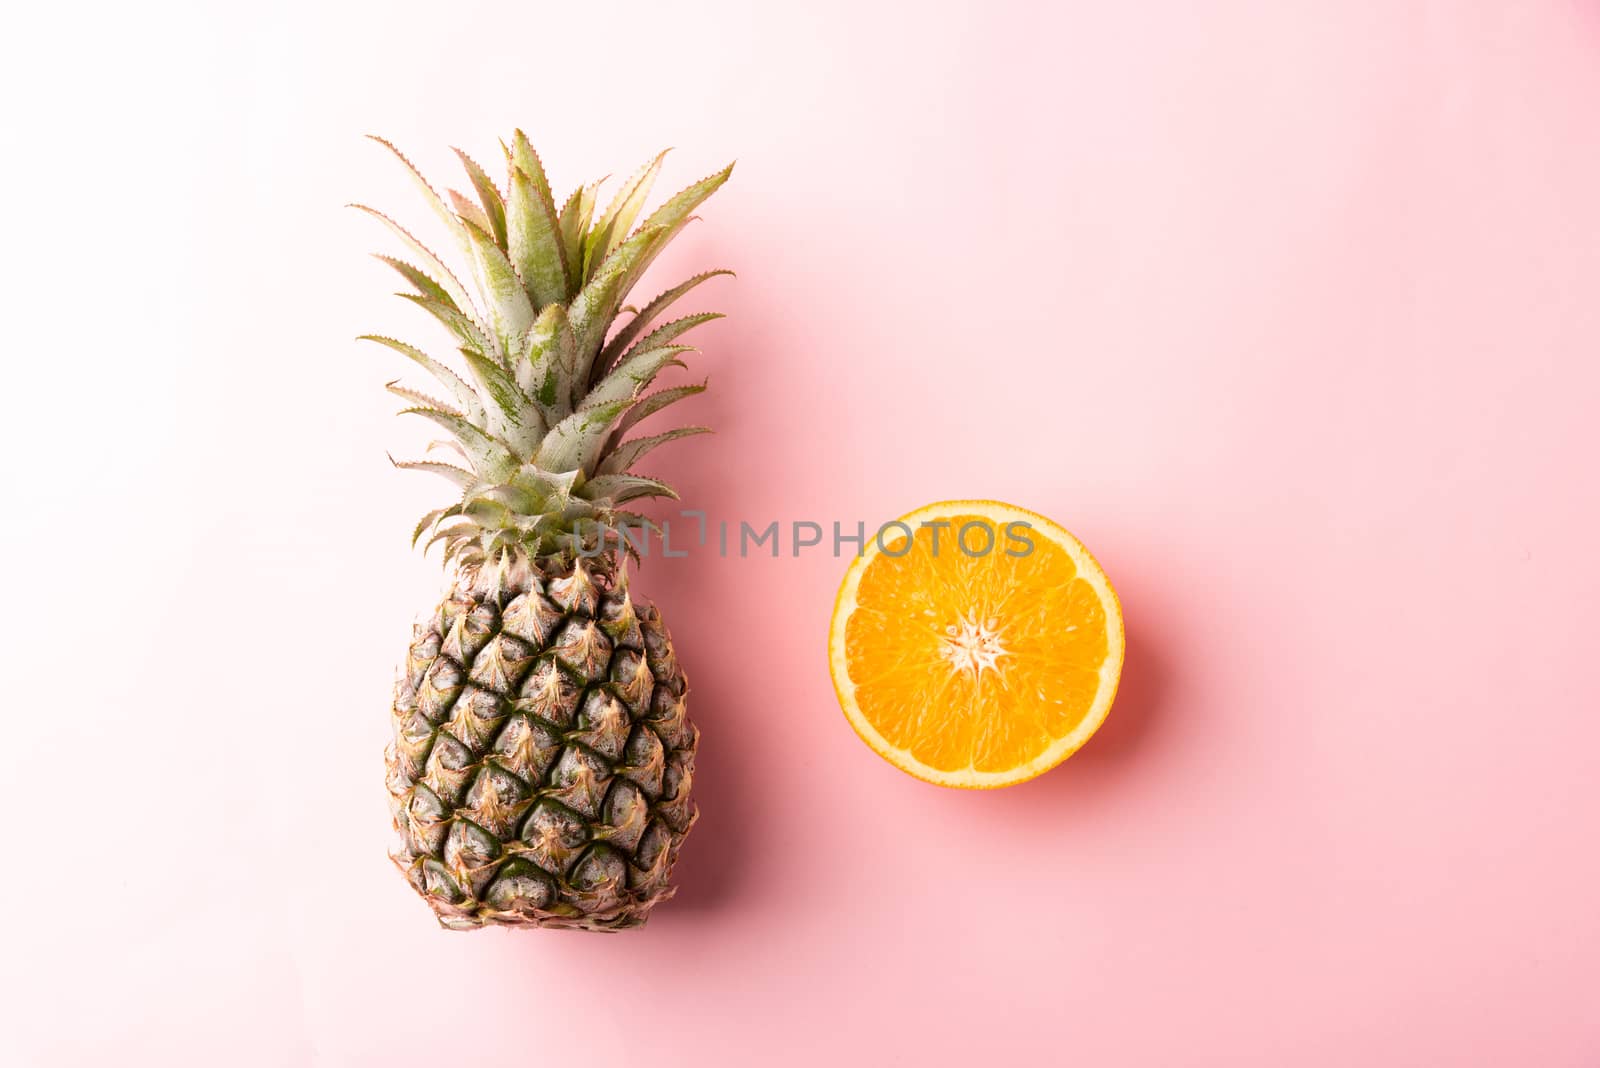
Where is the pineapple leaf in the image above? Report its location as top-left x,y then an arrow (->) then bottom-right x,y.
465,490 -> 523,527
508,463 -> 581,507
592,311 -> 722,387
567,225 -> 666,382
557,183 -> 599,297
612,382 -> 707,439
518,304 -> 579,424
372,255 -> 459,309
452,148 -> 507,248
386,380 -> 460,416
612,163 -> 735,302
425,438 -> 470,462
459,218 -> 534,356
578,473 -> 680,504
457,347 -> 532,447
596,426 -> 710,475
411,504 -> 463,547
391,457 -> 478,491
397,293 -> 495,356
506,131 -> 557,219
398,406 -> 517,480
425,521 -> 481,552
506,164 -> 569,309
586,344 -> 694,412
446,189 -> 492,235
351,204 -> 474,312
533,398 -> 634,473
584,151 -> 667,283
609,510 -> 662,535
598,270 -> 733,370
636,163 -> 734,244
625,312 -> 724,354
360,335 -> 486,424
364,137 -> 473,253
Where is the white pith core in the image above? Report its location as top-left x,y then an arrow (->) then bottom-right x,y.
940,612 -> 1008,678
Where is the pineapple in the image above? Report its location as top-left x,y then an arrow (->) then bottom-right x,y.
356,131 -> 732,930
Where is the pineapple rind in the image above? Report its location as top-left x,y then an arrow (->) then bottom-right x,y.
386,556 -> 698,931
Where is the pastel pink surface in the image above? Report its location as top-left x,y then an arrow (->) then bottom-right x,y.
5,2 -> 1599,1064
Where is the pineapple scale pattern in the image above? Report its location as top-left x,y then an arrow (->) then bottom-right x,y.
385,558 -> 697,930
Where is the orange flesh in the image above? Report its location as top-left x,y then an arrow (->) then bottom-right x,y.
843,517 -> 1110,774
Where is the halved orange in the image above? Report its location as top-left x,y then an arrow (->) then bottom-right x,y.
828,500 -> 1124,788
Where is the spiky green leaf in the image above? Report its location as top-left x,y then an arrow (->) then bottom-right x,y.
596,427 -> 710,475
457,347 -> 530,446
611,382 -> 707,439
453,148 -> 507,248
365,136 -> 471,249
446,189 -> 492,235
592,312 -> 722,387
351,204 -> 474,312
612,163 -> 734,302
534,398 -> 633,473
577,474 -> 680,504
412,504 -> 463,547
372,255 -> 459,309
567,225 -> 665,382
425,438 -> 470,462
463,492 -> 520,529
507,164 -> 569,309
507,463 -> 582,510
597,270 -> 732,371
387,382 -> 464,415
609,510 -> 661,534
507,131 -> 556,215
584,151 -> 666,281
636,163 -> 734,246
386,380 -> 460,415
392,457 -> 478,490
425,521 -> 481,552
586,344 -> 693,412
460,219 -> 534,354
518,304 -> 578,424
626,312 -> 723,356
399,406 -> 517,480
362,336 -> 486,423
396,293 -> 495,355
557,183 -> 599,297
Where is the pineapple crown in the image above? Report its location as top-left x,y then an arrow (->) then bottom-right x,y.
355,131 -> 732,569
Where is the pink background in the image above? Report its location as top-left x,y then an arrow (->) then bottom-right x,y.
5,1 -> 1599,1064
